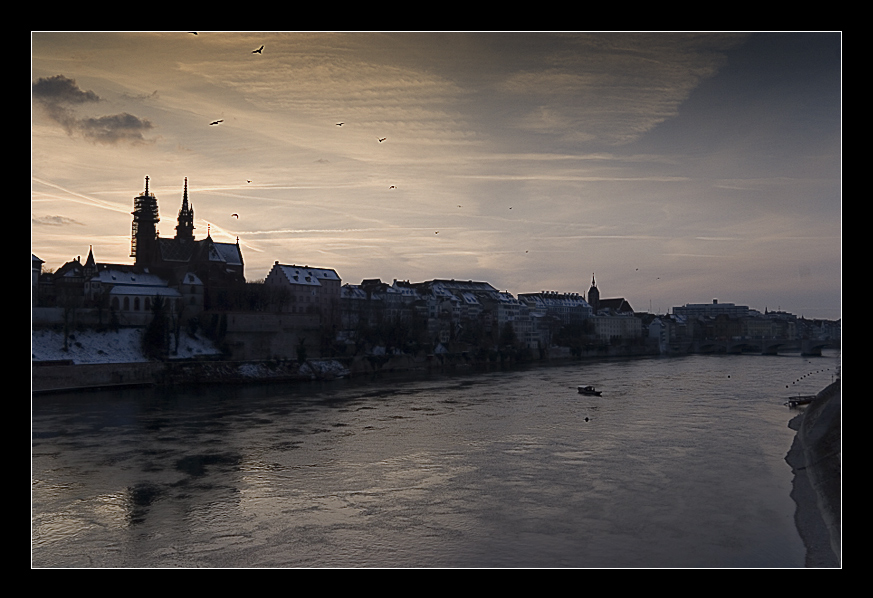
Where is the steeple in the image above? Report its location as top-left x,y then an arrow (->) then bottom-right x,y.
587,272 -> 600,312
175,177 -> 195,241
84,245 -> 97,278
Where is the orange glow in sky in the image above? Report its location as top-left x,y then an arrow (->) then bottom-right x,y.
32,32 -> 841,319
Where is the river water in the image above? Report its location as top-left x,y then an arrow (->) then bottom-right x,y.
32,351 -> 840,568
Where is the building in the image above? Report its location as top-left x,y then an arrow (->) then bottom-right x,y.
34,176 -> 245,326
589,313 -> 642,342
673,299 -> 750,318
587,273 -> 634,315
95,268 -> 184,327
264,262 -> 342,327
518,291 -> 592,325
131,177 -> 245,308
32,255 -> 44,306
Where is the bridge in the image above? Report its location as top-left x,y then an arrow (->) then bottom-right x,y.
670,338 -> 832,356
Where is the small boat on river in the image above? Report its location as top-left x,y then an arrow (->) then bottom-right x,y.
785,395 -> 815,408
577,385 -> 602,396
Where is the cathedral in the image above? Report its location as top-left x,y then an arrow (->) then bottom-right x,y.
131,176 -> 245,289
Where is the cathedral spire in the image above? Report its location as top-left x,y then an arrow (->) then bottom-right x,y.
175,177 -> 195,241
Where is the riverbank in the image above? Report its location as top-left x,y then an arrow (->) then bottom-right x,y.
31,327 -> 657,393
785,379 -> 841,567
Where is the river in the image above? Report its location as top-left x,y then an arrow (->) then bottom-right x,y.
31,351 -> 840,568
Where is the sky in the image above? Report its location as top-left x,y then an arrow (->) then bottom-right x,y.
31,32 -> 842,320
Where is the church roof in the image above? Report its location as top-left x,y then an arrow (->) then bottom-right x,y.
598,298 -> 634,313
206,239 -> 243,266
93,269 -> 169,288
157,237 -> 196,262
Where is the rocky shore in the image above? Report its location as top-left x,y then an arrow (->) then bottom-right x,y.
785,379 -> 841,567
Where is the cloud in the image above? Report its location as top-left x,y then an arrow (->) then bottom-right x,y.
32,74 -> 154,145
496,34 -> 746,146
32,215 -> 85,227
32,74 -> 100,104
77,113 -> 154,144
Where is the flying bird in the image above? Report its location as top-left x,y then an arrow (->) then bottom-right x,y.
389,185 -> 396,189
252,45 -> 264,54
209,120 -> 223,125
231,213 -> 239,219
247,180 -> 252,183
336,122 -> 344,126
378,137 -> 386,143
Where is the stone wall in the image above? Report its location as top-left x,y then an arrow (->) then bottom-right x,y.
32,362 -> 163,393
203,311 -> 324,361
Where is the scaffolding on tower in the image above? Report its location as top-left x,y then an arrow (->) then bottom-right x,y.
130,176 -> 160,259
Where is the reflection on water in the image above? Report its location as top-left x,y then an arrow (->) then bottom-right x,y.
32,352 -> 839,567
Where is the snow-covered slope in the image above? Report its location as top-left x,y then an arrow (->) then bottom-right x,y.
31,328 -> 222,364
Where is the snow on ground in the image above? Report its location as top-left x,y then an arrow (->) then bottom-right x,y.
31,328 -> 222,364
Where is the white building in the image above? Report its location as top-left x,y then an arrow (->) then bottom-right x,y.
264,262 -> 342,326
673,299 -> 750,318
92,268 -> 183,326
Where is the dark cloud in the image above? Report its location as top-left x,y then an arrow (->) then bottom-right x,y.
33,74 -> 154,145
32,215 -> 85,227
32,74 -> 100,104
78,113 -> 154,144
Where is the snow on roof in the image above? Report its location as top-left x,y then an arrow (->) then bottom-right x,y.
183,272 -> 203,285
460,292 -> 481,305
94,269 -> 169,287
208,241 -> 243,265
341,284 -> 371,300
271,263 -> 340,286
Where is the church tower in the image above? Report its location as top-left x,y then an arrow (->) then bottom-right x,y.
587,273 -> 600,313
131,176 -> 160,267
175,177 -> 195,241
84,245 -> 97,279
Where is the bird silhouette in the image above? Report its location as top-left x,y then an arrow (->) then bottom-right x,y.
336,122 -> 344,126
378,137 -> 387,143
231,213 -> 239,219
209,120 -> 223,126
252,45 -> 264,54
246,180 -> 252,183
389,185 -> 396,189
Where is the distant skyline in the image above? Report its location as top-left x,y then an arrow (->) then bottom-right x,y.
31,32 -> 842,320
